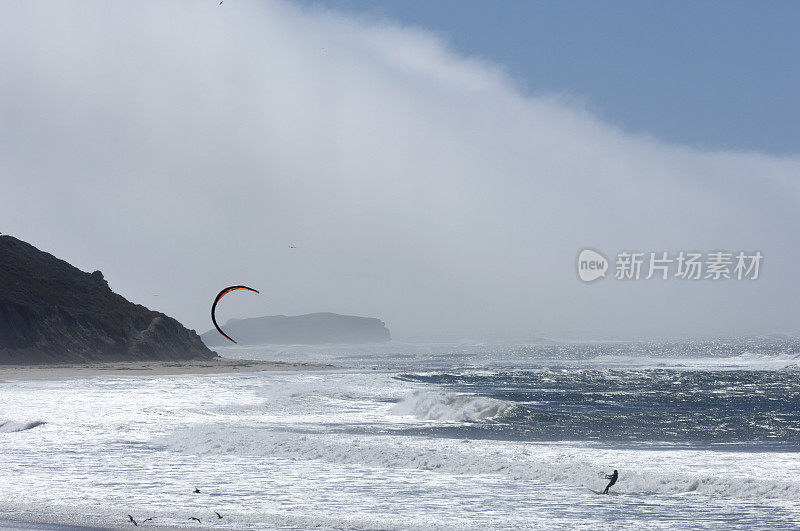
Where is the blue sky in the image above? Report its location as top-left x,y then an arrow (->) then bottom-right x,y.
303,0 -> 799,155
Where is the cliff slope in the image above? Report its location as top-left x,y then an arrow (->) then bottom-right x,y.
0,235 -> 215,364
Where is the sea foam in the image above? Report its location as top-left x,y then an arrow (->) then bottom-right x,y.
157,424 -> 800,501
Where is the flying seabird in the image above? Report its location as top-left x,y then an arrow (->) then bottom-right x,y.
142,517 -> 155,523
128,515 -> 138,526
215,511 -> 223,519
194,487 -> 201,493
190,517 -> 202,523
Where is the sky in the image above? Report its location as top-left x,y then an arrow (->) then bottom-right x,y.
302,0 -> 800,155
1,1 -> 799,340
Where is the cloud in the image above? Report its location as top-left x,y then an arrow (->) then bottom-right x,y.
1,0 -> 798,338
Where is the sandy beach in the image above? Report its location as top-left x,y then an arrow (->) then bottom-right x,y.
0,356 -> 337,380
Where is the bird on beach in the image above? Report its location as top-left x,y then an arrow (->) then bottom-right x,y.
215,511 -> 223,519
128,515 -> 138,526
190,517 -> 202,523
194,486 -> 201,493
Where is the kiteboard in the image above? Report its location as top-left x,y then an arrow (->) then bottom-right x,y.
587,488 -> 619,495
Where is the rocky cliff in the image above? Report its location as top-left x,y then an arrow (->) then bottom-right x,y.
201,312 -> 391,347
0,235 -> 215,364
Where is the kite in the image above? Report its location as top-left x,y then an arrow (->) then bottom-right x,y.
211,285 -> 259,343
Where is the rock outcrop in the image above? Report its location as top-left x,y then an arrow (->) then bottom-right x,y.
201,312 -> 391,347
0,235 -> 215,364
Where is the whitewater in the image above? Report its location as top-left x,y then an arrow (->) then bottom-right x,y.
1,338 -> 799,529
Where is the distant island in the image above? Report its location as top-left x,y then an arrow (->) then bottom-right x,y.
0,235 -> 215,364
201,312 -> 391,346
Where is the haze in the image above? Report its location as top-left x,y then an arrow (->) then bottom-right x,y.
1,1 -> 798,339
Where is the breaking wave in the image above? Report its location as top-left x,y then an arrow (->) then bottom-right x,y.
390,390 -> 512,421
0,420 -> 46,433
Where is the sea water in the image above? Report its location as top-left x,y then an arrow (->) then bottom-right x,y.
1,338 -> 799,529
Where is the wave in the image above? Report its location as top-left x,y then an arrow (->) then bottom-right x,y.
585,352 -> 800,370
157,425 -> 800,502
390,390 -> 511,421
0,420 -> 46,433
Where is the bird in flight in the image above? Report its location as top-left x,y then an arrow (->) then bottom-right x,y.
215,511 -> 223,519
190,517 -> 202,523
142,517 -> 155,523
289,245 -> 297,249
128,515 -> 138,526
194,487 -> 201,493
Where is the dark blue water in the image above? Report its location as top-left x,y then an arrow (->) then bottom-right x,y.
395,368 -> 800,448
238,335 -> 800,447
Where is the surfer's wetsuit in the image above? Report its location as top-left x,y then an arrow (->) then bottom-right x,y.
603,470 -> 618,494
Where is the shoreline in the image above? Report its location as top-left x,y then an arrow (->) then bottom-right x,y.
0,356 -> 338,380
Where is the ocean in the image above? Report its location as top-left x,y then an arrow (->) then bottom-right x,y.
1,338 -> 799,529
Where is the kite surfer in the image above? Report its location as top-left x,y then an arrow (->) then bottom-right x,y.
603,469 -> 618,494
